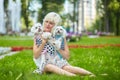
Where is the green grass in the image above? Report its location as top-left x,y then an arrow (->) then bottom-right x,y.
69,36 -> 120,45
0,36 -> 120,80
0,36 -> 33,47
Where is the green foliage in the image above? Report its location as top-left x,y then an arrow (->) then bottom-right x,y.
97,0 -> 120,35
21,0 -> 32,32
37,0 -> 65,23
108,0 -> 120,11
88,17 -> 104,33
4,0 -> 8,10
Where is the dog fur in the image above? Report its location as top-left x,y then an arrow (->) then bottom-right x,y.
31,23 -> 52,39
50,26 -> 66,50
31,23 -> 43,35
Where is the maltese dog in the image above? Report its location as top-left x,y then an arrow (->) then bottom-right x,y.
31,23 -> 43,35
52,26 -> 66,38
50,26 -> 66,50
31,23 -> 52,39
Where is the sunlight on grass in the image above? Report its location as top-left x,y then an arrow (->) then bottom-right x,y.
0,36 -> 120,80
69,36 -> 120,45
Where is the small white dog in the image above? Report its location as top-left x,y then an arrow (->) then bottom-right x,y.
31,23 -> 43,35
31,24 -> 66,50
52,26 -> 66,38
31,23 -> 52,39
50,26 -> 66,50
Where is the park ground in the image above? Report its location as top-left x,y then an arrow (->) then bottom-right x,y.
0,36 -> 120,80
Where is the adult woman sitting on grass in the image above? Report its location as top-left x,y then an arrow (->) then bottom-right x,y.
33,12 -> 95,77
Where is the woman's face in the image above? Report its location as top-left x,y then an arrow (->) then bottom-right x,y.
44,20 -> 55,32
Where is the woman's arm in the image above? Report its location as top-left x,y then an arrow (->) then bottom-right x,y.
33,36 -> 47,59
58,38 -> 70,60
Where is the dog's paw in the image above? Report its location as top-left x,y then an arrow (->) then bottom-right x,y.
42,32 -> 52,39
53,40 -> 61,50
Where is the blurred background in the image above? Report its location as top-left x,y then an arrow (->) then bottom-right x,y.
0,1 -> 120,80
0,0 -> 120,38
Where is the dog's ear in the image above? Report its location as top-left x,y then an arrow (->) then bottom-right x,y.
51,27 -> 57,37
31,25 -> 35,33
36,23 -> 42,27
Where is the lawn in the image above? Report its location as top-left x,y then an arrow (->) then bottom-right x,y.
0,36 -> 120,80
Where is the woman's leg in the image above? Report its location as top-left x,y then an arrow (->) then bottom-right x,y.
62,65 -> 95,76
44,64 -> 76,76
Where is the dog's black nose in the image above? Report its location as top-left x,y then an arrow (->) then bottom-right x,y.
57,30 -> 60,33
38,28 -> 41,32
35,27 -> 37,29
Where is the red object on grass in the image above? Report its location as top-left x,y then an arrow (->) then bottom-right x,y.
11,44 -> 120,51
11,46 -> 24,51
11,46 -> 33,51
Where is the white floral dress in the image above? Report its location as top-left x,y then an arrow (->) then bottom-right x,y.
33,35 -> 69,74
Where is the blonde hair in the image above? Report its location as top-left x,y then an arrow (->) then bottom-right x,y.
43,12 -> 62,27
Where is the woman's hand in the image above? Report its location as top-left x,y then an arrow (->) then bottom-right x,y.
41,36 -> 48,43
57,38 -> 70,60
42,32 -> 52,39
33,35 -> 47,59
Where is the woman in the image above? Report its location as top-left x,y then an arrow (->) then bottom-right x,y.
33,12 -> 95,77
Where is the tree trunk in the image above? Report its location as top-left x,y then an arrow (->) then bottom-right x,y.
116,12 -> 120,36
104,0 -> 109,33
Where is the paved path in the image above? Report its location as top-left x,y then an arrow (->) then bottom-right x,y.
0,51 -> 19,59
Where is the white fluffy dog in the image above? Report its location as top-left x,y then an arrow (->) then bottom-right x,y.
50,26 -> 66,50
31,23 -> 52,39
52,26 -> 66,38
31,23 -> 43,35
31,24 -> 66,50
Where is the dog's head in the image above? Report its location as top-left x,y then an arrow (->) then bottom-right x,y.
52,26 -> 66,38
31,23 -> 43,34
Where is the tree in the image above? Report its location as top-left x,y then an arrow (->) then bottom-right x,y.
21,0 -> 31,32
97,0 -> 120,35
68,0 -> 79,33
37,0 -> 65,23
108,0 -> 120,35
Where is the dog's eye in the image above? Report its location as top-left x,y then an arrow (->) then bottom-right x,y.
60,29 -> 62,30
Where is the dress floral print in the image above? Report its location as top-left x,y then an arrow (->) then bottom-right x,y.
33,35 -> 69,74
